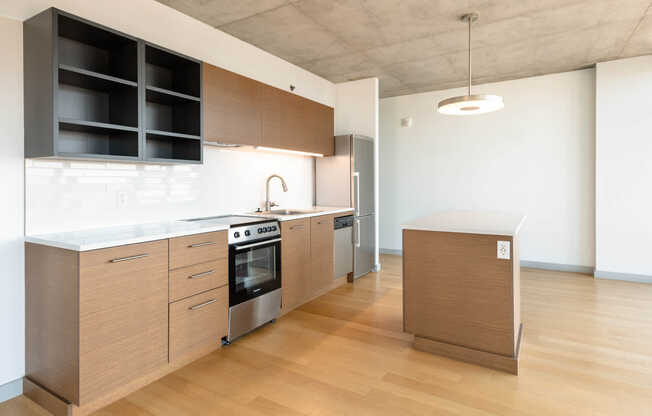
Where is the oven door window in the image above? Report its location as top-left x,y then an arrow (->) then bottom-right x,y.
229,240 -> 281,306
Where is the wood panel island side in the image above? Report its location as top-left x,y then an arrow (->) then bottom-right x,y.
402,211 -> 526,374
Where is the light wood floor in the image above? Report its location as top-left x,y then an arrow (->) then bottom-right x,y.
4,254 -> 652,415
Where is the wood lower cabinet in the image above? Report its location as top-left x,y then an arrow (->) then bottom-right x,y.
203,63 -> 334,156
169,286 -> 228,362
25,230 -> 229,415
280,218 -> 311,313
26,240 -> 169,406
310,215 -> 335,296
281,214 -> 340,315
168,230 -> 229,363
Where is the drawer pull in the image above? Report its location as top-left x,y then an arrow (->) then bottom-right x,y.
110,253 -> 148,263
188,269 -> 215,279
189,241 -> 216,248
189,298 -> 217,310
290,225 -> 305,230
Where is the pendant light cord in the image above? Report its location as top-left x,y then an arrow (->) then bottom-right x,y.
468,15 -> 472,96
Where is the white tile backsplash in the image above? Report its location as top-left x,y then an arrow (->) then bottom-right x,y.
26,146 -> 315,234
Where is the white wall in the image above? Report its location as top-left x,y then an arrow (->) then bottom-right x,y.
0,0 -> 335,107
0,16 -> 24,387
335,79 -> 380,268
26,148 -> 314,234
380,70 -> 596,267
596,56 -> 652,278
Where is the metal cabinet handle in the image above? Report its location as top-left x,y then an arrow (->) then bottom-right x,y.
353,172 -> 360,216
290,225 -> 305,230
189,241 -> 216,248
235,238 -> 282,250
189,298 -> 217,310
110,253 -> 148,263
188,269 -> 215,279
355,219 -> 361,248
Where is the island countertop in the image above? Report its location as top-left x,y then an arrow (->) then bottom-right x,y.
401,211 -> 526,236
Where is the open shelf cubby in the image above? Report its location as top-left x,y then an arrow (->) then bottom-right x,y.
55,11 -> 140,159
58,120 -> 139,158
146,133 -> 201,162
58,13 -> 138,82
145,44 -> 200,97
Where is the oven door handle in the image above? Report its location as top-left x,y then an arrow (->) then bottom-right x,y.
234,238 -> 282,251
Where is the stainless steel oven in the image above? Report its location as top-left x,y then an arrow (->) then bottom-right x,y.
229,235 -> 281,306
227,220 -> 281,341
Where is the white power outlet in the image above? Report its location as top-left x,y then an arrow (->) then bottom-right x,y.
117,191 -> 128,208
497,241 -> 510,260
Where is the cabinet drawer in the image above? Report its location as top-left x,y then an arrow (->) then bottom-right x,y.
169,231 -> 227,270
169,286 -> 228,363
169,258 -> 228,302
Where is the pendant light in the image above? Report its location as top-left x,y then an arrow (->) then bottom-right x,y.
437,13 -> 504,115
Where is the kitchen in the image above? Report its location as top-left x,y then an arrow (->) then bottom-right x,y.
2,1 -> 652,415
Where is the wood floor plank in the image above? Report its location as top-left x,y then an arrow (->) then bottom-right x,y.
5,254 -> 652,416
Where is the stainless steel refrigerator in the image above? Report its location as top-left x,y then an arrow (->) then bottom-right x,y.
316,135 -> 375,278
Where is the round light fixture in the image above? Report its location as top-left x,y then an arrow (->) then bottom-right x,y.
437,13 -> 504,115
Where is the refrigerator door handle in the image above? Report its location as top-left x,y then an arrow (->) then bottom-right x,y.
355,219 -> 361,248
353,171 -> 360,216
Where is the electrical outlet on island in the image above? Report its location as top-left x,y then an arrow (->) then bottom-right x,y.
497,241 -> 510,260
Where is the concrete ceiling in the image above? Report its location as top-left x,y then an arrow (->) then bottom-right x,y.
155,0 -> 652,97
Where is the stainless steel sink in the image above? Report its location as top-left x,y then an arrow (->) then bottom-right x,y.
265,209 -> 319,215
256,209 -> 323,215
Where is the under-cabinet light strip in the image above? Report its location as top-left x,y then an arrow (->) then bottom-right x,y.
255,146 -> 324,158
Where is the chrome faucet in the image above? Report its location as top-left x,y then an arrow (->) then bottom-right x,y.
265,174 -> 288,212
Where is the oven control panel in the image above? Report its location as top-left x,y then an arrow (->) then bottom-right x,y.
229,221 -> 280,244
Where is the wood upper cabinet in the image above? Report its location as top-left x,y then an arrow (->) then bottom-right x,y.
202,63 -> 262,146
203,62 -> 334,155
281,218 -> 311,313
310,215 -> 335,296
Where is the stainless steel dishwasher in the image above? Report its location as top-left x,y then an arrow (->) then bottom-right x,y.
333,215 -> 354,279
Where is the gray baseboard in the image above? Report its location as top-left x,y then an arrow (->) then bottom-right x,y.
0,378 -> 22,403
520,260 -> 594,275
594,270 -> 652,283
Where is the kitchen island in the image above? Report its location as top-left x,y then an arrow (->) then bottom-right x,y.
402,211 -> 526,374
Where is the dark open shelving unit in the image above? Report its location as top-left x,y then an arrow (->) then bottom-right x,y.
24,8 -> 203,164
144,43 -> 202,163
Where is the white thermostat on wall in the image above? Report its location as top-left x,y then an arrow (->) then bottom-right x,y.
400,117 -> 413,128
497,241 -> 510,260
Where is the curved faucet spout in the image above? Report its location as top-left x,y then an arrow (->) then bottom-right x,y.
265,174 -> 288,211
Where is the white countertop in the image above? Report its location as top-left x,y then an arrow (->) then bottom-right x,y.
24,207 -> 355,251
25,221 -> 230,252
401,211 -> 526,236
249,206 -> 354,221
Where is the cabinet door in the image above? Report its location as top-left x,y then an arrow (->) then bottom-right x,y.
281,218 -> 310,312
307,100 -> 334,156
310,215 -> 335,297
78,240 -> 169,404
260,84 -> 286,150
261,84 -> 334,156
169,286 -> 228,362
203,63 -> 262,146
